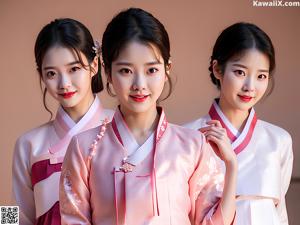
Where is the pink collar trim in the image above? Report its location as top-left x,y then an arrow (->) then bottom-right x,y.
208,99 -> 257,154
111,107 -> 167,224
49,96 -> 103,157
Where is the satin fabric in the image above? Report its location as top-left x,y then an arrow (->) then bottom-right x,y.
60,107 -> 227,225
184,100 -> 293,225
12,96 -> 114,225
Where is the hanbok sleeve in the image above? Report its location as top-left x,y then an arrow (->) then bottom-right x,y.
277,133 -> 293,225
59,136 -> 92,225
189,134 -> 225,225
12,137 -> 36,225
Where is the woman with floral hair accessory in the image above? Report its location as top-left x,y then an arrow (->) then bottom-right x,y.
12,18 -> 114,225
60,8 -> 237,225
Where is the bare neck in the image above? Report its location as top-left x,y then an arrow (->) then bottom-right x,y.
218,98 -> 249,133
120,105 -> 159,145
63,95 -> 95,123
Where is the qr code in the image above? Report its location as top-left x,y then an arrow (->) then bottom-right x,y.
0,206 -> 19,225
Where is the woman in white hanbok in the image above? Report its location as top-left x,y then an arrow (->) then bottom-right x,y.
185,22 -> 293,225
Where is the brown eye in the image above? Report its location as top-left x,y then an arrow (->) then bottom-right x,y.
234,70 -> 245,76
258,74 -> 268,80
46,71 -> 56,79
70,66 -> 81,73
119,68 -> 132,75
148,67 -> 158,74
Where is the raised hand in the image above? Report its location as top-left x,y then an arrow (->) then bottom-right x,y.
199,120 -> 236,164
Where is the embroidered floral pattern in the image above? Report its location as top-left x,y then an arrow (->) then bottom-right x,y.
198,174 -> 210,187
213,174 -> 224,192
60,118 -> 109,217
87,118 -> 109,168
157,118 -> 167,141
207,157 -> 217,171
61,170 -> 82,214
194,156 -> 224,201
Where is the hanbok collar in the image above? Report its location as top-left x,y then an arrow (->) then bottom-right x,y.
49,95 -> 104,161
112,107 -> 166,168
110,107 -> 167,224
208,99 -> 257,154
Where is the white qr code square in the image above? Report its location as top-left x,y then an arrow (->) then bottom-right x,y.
0,206 -> 19,225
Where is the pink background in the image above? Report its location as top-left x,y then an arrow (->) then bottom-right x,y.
1,0 -> 299,223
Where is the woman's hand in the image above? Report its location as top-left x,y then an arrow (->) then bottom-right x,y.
200,119 -> 237,225
199,120 -> 236,165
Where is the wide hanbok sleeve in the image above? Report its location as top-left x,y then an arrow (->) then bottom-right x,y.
12,137 -> 36,225
59,136 -> 92,225
189,134 -> 226,225
277,132 -> 293,225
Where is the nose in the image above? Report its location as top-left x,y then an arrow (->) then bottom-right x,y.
242,77 -> 255,92
59,73 -> 71,90
131,73 -> 146,91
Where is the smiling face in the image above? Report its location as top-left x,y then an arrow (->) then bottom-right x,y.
41,45 -> 97,114
214,49 -> 270,113
109,41 -> 168,116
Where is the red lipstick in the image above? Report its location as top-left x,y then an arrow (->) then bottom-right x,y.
60,91 -> 76,99
130,95 -> 149,102
238,95 -> 252,102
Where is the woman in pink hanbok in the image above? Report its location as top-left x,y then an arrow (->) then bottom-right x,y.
12,18 -> 113,225
185,23 -> 293,225
60,8 -> 237,225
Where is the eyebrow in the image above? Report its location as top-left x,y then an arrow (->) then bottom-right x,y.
114,61 -> 163,66
232,63 -> 269,73
43,61 -> 81,70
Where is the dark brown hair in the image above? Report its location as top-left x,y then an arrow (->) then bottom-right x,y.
101,8 -> 173,101
34,18 -> 104,119
209,22 -> 275,96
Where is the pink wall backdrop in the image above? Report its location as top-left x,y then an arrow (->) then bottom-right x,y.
1,0 -> 299,223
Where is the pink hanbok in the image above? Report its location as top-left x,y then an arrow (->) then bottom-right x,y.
59,107 -> 228,225
12,96 -> 114,225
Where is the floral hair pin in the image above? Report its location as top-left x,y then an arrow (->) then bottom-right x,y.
92,40 -> 101,57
